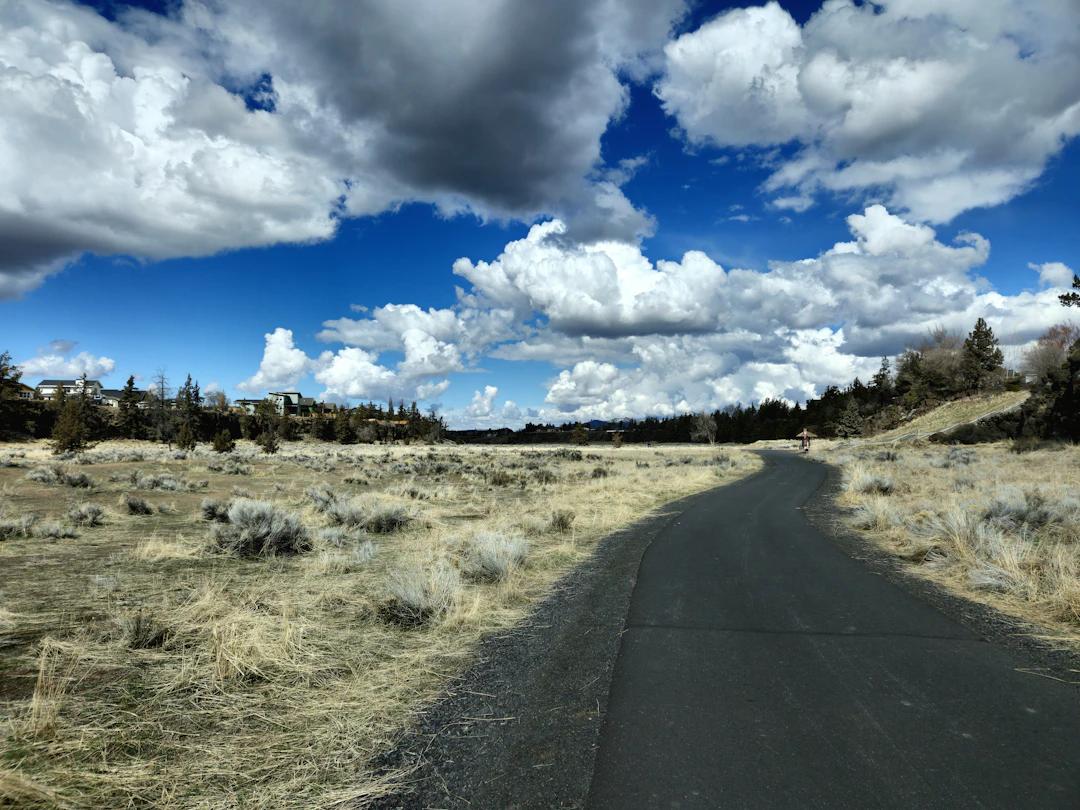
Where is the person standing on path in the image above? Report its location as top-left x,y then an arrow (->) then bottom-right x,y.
798,428 -> 811,452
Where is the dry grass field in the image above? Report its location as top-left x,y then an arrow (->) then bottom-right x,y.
821,440 -> 1080,647
0,439 -> 759,808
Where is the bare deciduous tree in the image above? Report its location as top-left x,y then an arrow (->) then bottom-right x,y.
691,412 -> 717,445
1022,323 -> 1080,381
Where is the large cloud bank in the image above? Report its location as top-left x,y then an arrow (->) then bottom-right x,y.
657,0 -> 1080,221
0,0 -> 686,296
245,206 -> 1070,426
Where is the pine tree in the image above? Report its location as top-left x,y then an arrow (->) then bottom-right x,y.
961,317 -> 1005,392
118,375 -> 143,439
870,356 -> 894,404
0,351 -> 24,434
833,398 -> 863,438
0,351 -> 22,401
1059,274 -> 1080,308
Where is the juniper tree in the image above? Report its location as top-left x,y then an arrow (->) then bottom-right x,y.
51,375 -> 95,454
255,429 -> 279,454
118,375 -> 144,439
571,424 -> 589,445
0,351 -> 21,400
175,375 -> 202,449
961,318 -> 1005,392
212,429 -> 236,453
334,409 -> 355,444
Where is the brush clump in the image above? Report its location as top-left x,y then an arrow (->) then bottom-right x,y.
211,499 -> 312,556
461,531 -> 529,582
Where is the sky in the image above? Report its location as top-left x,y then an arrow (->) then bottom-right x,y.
2,0 -> 1078,427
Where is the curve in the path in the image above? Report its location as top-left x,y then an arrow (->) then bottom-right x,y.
587,450 -> 1080,809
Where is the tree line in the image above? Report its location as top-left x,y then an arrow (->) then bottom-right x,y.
0,367 -> 446,453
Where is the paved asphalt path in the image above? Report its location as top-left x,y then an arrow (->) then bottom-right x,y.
587,450 -> 1080,809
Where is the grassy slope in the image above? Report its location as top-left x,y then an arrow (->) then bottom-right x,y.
868,390 -> 1029,442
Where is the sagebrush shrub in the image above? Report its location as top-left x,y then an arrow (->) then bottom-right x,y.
35,521 -> 78,539
200,498 -> 232,523
207,457 -> 249,475
533,468 -> 557,484
211,499 -> 311,556
324,496 -> 413,534
316,527 -> 351,548
0,514 -> 37,540
26,466 -> 93,488
462,531 -> 528,582
364,504 -> 413,534
121,493 -> 154,515
305,484 -> 340,513
67,503 -> 105,527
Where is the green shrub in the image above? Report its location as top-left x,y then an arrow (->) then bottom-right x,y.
212,430 -> 236,453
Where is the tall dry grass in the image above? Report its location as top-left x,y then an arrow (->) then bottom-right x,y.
0,439 -> 759,808
828,442 -> 1080,644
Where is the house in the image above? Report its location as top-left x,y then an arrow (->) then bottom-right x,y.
13,382 -> 34,400
35,379 -> 104,401
100,388 -> 147,408
234,398 -> 263,415
267,391 -> 316,416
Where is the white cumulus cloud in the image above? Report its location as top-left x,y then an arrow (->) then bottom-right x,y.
238,328 -> 316,393
657,0 -> 1080,221
18,347 -> 116,380
1031,261 -> 1075,289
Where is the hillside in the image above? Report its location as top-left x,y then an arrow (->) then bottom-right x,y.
865,390 -> 1030,443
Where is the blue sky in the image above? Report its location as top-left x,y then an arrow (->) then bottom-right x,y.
2,0 -> 1078,425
